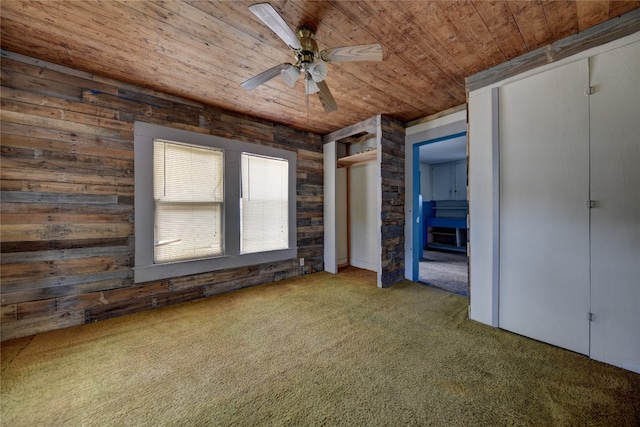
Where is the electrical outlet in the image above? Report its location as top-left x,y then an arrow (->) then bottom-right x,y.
299,258 -> 304,266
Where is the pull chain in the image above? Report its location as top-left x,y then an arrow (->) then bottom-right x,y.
306,91 -> 310,127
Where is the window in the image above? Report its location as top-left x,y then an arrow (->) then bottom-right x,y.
134,122 -> 296,283
241,153 -> 289,253
154,140 -> 224,263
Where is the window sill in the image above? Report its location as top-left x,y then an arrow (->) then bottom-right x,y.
134,247 -> 297,283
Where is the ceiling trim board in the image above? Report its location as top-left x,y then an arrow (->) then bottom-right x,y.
466,8 -> 640,92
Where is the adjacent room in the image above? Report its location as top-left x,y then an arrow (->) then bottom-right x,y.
1,1 -> 639,425
417,132 -> 468,296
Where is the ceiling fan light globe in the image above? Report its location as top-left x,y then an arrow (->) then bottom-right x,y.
281,66 -> 300,88
309,61 -> 328,83
305,79 -> 320,95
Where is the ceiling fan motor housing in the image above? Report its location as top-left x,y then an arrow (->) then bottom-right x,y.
296,27 -> 318,65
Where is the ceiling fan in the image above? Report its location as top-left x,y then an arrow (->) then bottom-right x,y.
241,3 -> 384,113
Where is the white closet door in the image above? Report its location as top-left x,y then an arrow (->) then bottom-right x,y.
589,41 -> 640,373
499,60 -> 591,355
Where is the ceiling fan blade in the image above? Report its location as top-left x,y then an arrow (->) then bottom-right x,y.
249,3 -> 302,50
241,63 -> 293,90
316,80 -> 338,113
320,44 -> 383,62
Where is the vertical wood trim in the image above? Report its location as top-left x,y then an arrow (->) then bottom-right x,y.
491,87 -> 500,328
346,170 -> 351,267
323,141 -> 337,274
468,90 -> 495,325
376,115 -> 383,288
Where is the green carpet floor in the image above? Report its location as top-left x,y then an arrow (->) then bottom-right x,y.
2,267 -> 639,426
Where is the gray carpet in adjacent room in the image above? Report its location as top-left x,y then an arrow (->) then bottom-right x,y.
419,250 -> 469,296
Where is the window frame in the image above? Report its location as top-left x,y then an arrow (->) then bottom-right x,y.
240,152 -> 290,254
134,122 -> 297,283
154,140 -> 225,263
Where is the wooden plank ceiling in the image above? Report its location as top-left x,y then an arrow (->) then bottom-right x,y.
1,1 -> 638,134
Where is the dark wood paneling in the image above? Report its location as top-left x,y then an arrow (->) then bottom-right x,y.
0,50 -> 324,340
379,116 -> 405,288
1,310 -> 85,341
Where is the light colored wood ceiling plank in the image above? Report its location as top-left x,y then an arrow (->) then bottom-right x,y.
1,0 -> 636,134
119,1 -> 316,111
436,1 -> 508,71
576,1 -> 610,31
508,1 -> 555,51
185,0 -> 390,128
276,0 -> 447,114
470,0 -> 528,59
286,1 -> 441,112
541,0 -> 579,40
351,1 -> 464,111
403,1 -> 491,75
367,1 -> 466,79
0,5 -> 316,132
51,0 -> 333,129
608,0 -> 640,18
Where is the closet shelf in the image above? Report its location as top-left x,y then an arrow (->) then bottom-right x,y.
337,149 -> 377,168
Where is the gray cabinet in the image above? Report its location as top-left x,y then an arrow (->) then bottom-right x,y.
431,161 -> 466,200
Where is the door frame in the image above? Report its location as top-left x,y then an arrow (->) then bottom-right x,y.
410,131 -> 467,282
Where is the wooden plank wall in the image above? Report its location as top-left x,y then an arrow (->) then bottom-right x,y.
0,50 -> 324,341
379,116 -> 405,288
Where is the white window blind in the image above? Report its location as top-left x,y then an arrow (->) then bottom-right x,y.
241,153 -> 289,253
154,139 -> 223,263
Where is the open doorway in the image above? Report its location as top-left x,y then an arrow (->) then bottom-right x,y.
416,133 -> 468,296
